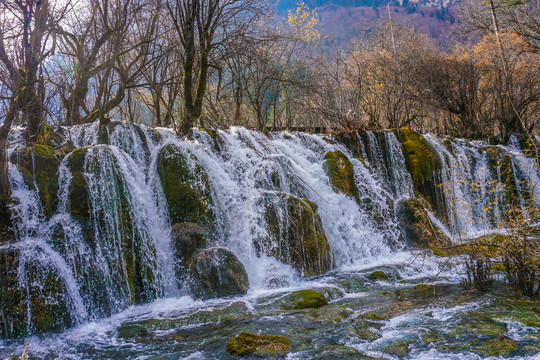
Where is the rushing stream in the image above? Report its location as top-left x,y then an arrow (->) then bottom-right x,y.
0,123 -> 539,359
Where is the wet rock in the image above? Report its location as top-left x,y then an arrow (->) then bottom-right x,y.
260,193 -> 333,276
0,247 -> 74,339
157,144 -> 214,227
65,146 -> 158,309
10,144 -> 61,218
380,340 -> 411,358
226,331 -> 291,357
398,129 -> 446,221
171,222 -> 207,278
368,271 -> 388,281
473,336 -> 518,358
396,198 -> 450,249
188,248 -> 249,300
117,323 -> 148,338
283,289 -> 328,309
324,150 -> 359,199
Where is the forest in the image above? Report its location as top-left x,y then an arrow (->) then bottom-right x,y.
0,0 -> 538,142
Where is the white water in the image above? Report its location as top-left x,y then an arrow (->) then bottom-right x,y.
3,123 -> 540,342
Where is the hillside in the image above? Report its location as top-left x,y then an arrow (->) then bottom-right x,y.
278,0 -> 461,47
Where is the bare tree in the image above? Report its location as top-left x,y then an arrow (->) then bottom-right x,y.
165,0 -> 265,134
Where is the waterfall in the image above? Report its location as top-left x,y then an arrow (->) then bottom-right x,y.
2,122 -> 540,339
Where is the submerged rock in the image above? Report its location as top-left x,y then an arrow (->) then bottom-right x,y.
396,198 -> 450,249
324,150 -> 358,199
157,144 -> 214,228
380,340 -> 411,358
260,193 -> 333,276
283,289 -> 328,309
188,248 -> 249,300
117,323 -> 148,339
10,144 -> 61,218
226,331 -> 291,356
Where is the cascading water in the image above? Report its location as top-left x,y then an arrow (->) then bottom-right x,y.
2,122 -> 539,359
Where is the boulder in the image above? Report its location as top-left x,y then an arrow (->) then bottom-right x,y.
396,198 -> 450,249
283,289 -> 328,309
188,248 -> 249,300
171,222 -> 207,264
226,331 -> 291,357
156,144 -> 214,227
171,222 -> 207,281
323,150 -> 358,199
0,247 -> 74,338
10,144 -> 61,218
398,129 -> 447,222
260,193 -> 333,276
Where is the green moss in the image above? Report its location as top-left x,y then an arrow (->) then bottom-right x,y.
260,193 -> 333,276
414,284 -> 435,296
157,144 -> 215,227
368,271 -> 389,281
399,129 -> 445,219
474,336 -> 518,357
359,313 -> 386,320
284,289 -> 328,309
400,129 -> 438,189
323,150 -> 358,199
226,331 -> 291,356
10,144 -> 60,217
396,198 -> 450,249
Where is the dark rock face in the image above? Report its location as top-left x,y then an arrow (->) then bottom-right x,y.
398,129 -> 448,225
188,248 -> 249,300
156,144 -> 214,227
10,144 -> 61,218
0,247 -> 74,339
64,146 -> 158,313
396,198 -> 450,249
260,193 -> 333,277
171,222 -> 207,282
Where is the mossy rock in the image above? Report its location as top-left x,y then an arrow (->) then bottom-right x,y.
473,336 -> 518,357
380,340 -> 411,358
283,289 -> 328,309
324,150 -> 359,199
65,146 -> 158,310
259,193 -> 333,277
352,328 -> 381,341
0,247 -> 74,339
333,130 -> 364,158
358,313 -> 386,320
157,144 -> 215,227
398,129 -> 446,220
10,144 -> 60,218
396,198 -> 450,249
171,222 -> 207,281
117,323 -> 149,338
226,331 -> 291,356
368,271 -> 388,281
188,248 -> 249,300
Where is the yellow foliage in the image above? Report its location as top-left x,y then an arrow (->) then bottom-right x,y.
288,2 -> 321,43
